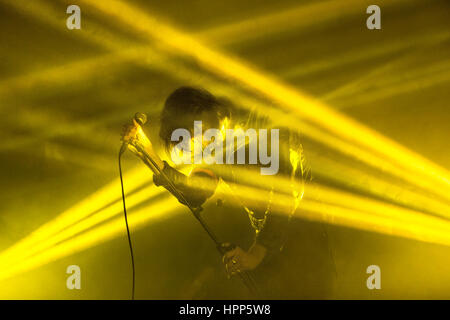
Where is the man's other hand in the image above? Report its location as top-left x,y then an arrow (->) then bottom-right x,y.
222,243 -> 267,277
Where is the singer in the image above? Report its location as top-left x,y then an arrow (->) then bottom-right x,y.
121,87 -> 336,298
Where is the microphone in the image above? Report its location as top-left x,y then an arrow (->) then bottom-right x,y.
120,112 -> 148,155
134,112 -> 147,126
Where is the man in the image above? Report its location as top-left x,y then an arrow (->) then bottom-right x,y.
122,86 -> 336,298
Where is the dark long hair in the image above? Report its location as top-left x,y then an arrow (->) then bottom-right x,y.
159,86 -> 231,149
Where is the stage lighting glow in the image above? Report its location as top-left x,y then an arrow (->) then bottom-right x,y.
0,196 -> 180,282
2,167 -> 450,283
4,0 -> 450,210
0,166 -> 151,266
79,0 -> 450,203
1,0 -> 449,293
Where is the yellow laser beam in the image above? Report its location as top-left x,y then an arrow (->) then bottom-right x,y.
308,152 -> 450,218
2,167 -> 450,282
1,56 -> 448,272
197,0 -> 369,45
4,0 -> 450,213
0,181 -> 163,269
0,196 -> 180,282
2,0 -> 450,284
283,31 -> 450,81
79,0 -> 450,201
216,178 -> 450,245
0,166 -> 151,263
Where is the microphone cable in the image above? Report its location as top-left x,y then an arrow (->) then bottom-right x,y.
117,110 -> 259,298
118,149 -> 135,300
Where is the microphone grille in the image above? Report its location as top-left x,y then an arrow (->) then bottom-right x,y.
134,112 -> 147,126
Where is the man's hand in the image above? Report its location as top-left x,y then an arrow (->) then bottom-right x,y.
120,121 -> 141,156
222,243 -> 267,277
121,120 -> 152,153
121,119 -> 164,173
121,119 -> 142,144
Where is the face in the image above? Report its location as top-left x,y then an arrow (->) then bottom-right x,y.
196,110 -> 221,133
175,109 -> 220,140
167,108 -> 224,157
192,110 -> 223,154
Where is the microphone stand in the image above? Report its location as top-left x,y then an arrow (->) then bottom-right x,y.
131,142 -> 260,297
